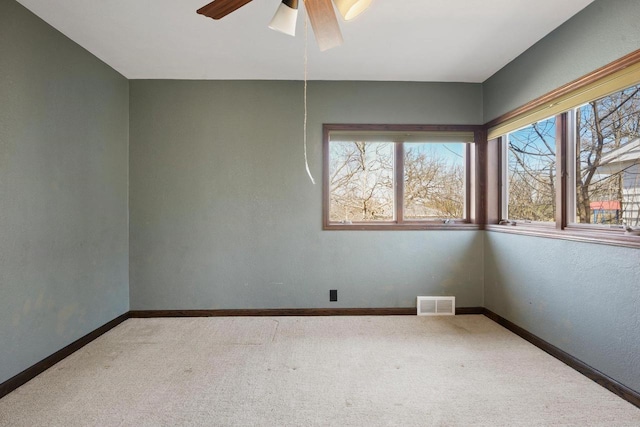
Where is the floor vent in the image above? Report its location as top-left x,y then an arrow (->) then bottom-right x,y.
417,296 -> 456,316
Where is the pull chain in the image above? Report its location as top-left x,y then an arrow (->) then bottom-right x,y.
303,16 -> 315,185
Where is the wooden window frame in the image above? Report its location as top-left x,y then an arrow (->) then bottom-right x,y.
499,114 -> 560,228
322,124 -> 484,231
484,49 -> 640,249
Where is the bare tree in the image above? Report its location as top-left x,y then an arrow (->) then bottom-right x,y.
329,141 -> 465,222
507,119 -> 556,221
329,141 -> 394,222
576,85 -> 640,225
404,145 -> 464,219
504,86 -> 640,226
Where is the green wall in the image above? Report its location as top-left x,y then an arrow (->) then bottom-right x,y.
129,80 -> 484,310
2,0 -> 640,400
0,0 -> 129,384
485,234 -> 640,393
483,0 -> 640,393
483,0 -> 640,122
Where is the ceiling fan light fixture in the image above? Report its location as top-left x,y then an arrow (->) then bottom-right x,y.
268,0 -> 299,37
333,0 -> 372,21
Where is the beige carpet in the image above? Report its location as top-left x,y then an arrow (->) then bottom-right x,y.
0,315 -> 638,426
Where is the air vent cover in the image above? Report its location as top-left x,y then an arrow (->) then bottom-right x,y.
417,296 -> 455,316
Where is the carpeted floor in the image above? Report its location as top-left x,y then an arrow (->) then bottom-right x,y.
0,315 -> 639,426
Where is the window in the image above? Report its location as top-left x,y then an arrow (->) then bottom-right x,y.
403,142 -> 466,220
323,125 -> 480,230
571,85 -> 640,227
505,116 -> 556,223
499,85 -> 640,229
328,140 -> 395,222
488,51 -> 640,245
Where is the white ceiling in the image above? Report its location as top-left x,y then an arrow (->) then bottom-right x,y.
16,0 -> 595,82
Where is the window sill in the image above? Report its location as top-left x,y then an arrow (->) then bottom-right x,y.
485,224 -> 640,249
323,223 -> 481,231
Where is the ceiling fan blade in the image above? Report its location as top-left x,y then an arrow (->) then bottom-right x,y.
197,0 -> 254,20
304,0 -> 343,51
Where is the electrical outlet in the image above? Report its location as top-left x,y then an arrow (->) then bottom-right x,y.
329,289 -> 338,302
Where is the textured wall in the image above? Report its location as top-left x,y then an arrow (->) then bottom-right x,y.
129,80 -> 484,310
483,0 -> 640,122
8,0 -> 639,398
482,0 -> 640,394
484,233 -> 640,393
0,0 -> 129,384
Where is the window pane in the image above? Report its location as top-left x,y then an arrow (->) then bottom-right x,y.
403,143 -> 465,220
574,85 -> 640,226
329,141 -> 394,222
507,117 -> 556,222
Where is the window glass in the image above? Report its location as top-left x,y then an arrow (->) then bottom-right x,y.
324,126 -> 476,228
403,143 -> 465,220
574,85 -> 640,227
329,141 -> 395,222
506,116 -> 556,222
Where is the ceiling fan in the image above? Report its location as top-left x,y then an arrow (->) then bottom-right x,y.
197,0 -> 372,51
